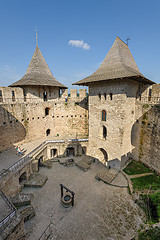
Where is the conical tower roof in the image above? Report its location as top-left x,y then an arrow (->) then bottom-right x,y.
73,37 -> 155,86
10,45 -> 67,88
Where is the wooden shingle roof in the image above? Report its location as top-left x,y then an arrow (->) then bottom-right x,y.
73,37 -> 155,86
10,46 -> 67,88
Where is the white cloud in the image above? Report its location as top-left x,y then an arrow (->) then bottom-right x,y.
68,40 -> 90,50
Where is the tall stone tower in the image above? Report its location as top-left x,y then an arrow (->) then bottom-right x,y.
73,36 -> 155,169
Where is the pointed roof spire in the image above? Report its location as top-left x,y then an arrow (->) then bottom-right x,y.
73,36 -> 154,85
10,45 -> 67,88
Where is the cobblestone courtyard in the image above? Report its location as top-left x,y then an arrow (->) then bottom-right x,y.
21,159 -> 145,240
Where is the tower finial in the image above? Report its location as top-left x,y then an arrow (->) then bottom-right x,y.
125,36 -> 131,46
36,26 -> 38,46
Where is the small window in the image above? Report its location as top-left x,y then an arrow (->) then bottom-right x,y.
46,129 -> 50,136
0,90 -> 3,102
148,89 -> 152,101
43,91 -> 47,101
110,93 -> 113,100
12,91 -> 15,102
102,110 -> 106,121
103,126 -> 107,139
104,93 -> 106,100
98,94 -> 101,100
50,149 -> 57,158
45,107 -> 50,116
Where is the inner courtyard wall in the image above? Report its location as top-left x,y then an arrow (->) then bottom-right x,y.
132,101 -> 160,173
0,88 -> 88,151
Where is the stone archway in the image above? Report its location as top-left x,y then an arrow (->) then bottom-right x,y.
99,148 -> 108,165
19,172 -> 27,184
82,146 -> 87,155
66,147 -> 75,157
38,156 -> 43,169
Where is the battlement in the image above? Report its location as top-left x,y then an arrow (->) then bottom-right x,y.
0,87 -> 24,104
61,89 -> 87,99
0,87 -> 87,104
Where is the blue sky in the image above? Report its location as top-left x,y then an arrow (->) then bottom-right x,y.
0,0 -> 160,90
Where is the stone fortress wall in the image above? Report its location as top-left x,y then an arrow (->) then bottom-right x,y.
132,84 -> 160,172
0,88 -> 88,151
87,81 -> 160,170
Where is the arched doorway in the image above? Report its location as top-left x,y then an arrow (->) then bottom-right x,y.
19,172 -> 27,184
50,149 -> 57,158
99,148 -> 108,165
82,146 -> 87,155
38,156 -> 43,169
66,147 -> 75,157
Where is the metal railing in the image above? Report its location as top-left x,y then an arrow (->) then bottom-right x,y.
0,138 -> 88,229
0,138 -> 89,179
0,189 -> 16,230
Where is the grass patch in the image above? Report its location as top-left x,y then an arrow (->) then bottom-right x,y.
138,226 -> 160,240
123,160 -> 151,175
131,174 -> 160,191
143,104 -> 149,109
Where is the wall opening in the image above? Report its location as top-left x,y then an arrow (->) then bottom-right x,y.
0,90 -> 3,102
98,93 -> 101,100
12,90 -> 15,102
38,156 -> 43,170
102,110 -> 106,121
66,147 -> 75,157
23,89 -> 27,102
104,93 -> 106,100
82,146 -> 87,154
99,148 -> 108,164
46,129 -> 50,136
103,126 -> 107,139
50,149 -> 57,158
19,172 -> 27,184
45,107 -> 50,116
148,88 -> 152,101
77,144 -> 82,155
110,93 -> 113,100
43,91 -> 47,101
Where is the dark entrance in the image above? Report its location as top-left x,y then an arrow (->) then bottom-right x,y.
38,156 -> 43,169
19,172 -> 27,184
66,147 -> 75,157
82,146 -> 87,154
99,148 -> 108,164
50,149 -> 57,158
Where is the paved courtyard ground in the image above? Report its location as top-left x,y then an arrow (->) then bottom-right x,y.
21,159 -> 145,240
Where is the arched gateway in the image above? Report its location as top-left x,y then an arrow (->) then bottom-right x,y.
99,148 -> 108,165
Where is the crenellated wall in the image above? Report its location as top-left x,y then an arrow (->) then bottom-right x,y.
0,88 -> 88,151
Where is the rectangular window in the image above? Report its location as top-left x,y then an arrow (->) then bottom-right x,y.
12,91 -> 15,102
0,90 -> 3,102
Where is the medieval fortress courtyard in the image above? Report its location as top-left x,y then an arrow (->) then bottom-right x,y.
0,37 -> 160,240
